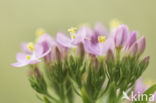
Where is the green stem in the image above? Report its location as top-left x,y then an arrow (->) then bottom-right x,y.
46,93 -> 60,103
59,83 -> 65,103
116,48 -> 121,63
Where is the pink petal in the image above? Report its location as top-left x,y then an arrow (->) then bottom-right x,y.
72,26 -> 93,45
34,44 -> 44,58
11,62 -> 28,67
37,34 -> 54,45
56,32 -> 75,48
29,59 -> 41,64
38,46 -> 51,58
94,22 -> 107,36
134,78 -> 147,94
16,52 -> 29,63
84,39 -> 100,55
102,37 -> 115,54
21,42 -> 31,53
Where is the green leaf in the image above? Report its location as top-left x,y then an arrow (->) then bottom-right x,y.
134,84 -> 156,103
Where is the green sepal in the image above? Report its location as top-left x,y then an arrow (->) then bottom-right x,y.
81,88 -> 93,103
43,96 -> 52,103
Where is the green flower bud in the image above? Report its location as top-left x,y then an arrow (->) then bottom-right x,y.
28,67 -> 47,94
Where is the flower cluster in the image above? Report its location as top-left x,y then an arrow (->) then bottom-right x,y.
11,22 -> 154,103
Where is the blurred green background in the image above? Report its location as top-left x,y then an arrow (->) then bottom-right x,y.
0,0 -> 156,103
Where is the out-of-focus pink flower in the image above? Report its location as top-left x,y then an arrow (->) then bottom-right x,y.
134,78 -> 156,101
134,78 -> 147,95
106,49 -> 114,61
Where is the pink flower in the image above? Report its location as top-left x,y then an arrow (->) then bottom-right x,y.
11,43 -> 51,67
84,37 -> 115,56
91,22 -> 108,44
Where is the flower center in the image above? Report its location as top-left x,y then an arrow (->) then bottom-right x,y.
26,55 -> 31,60
98,36 -> 106,43
68,27 -> 77,40
27,42 -> 34,51
68,27 -> 77,34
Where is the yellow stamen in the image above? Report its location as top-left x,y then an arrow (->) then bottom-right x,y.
68,27 -> 77,34
27,42 -> 34,51
72,34 -> 76,39
109,19 -> 122,29
35,28 -> 46,37
98,36 -> 106,43
26,55 -> 31,60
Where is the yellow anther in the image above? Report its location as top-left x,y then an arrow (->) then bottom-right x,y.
27,42 -> 34,51
68,27 -> 77,34
26,55 -> 31,60
35,28 -> 46,37
98,36 -> 106,43
109,19 -> 122,29
72,34 -> 76,39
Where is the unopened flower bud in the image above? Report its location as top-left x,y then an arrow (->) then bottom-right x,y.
55,47 -> 61,61
126,31 -> 137,49
28,67 -> 41,78
128,42 -> 138,56
140,56 -> 150,69
142,56 -> 150,64
89,54 -> 98,69
77,42 -> 85,59
106,49 -> 114,61
137,36 -> 146,55
28,67 -> 47,94
34,67 -> 41,78
114,25 -> 128,48
51,46 -> 62,62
